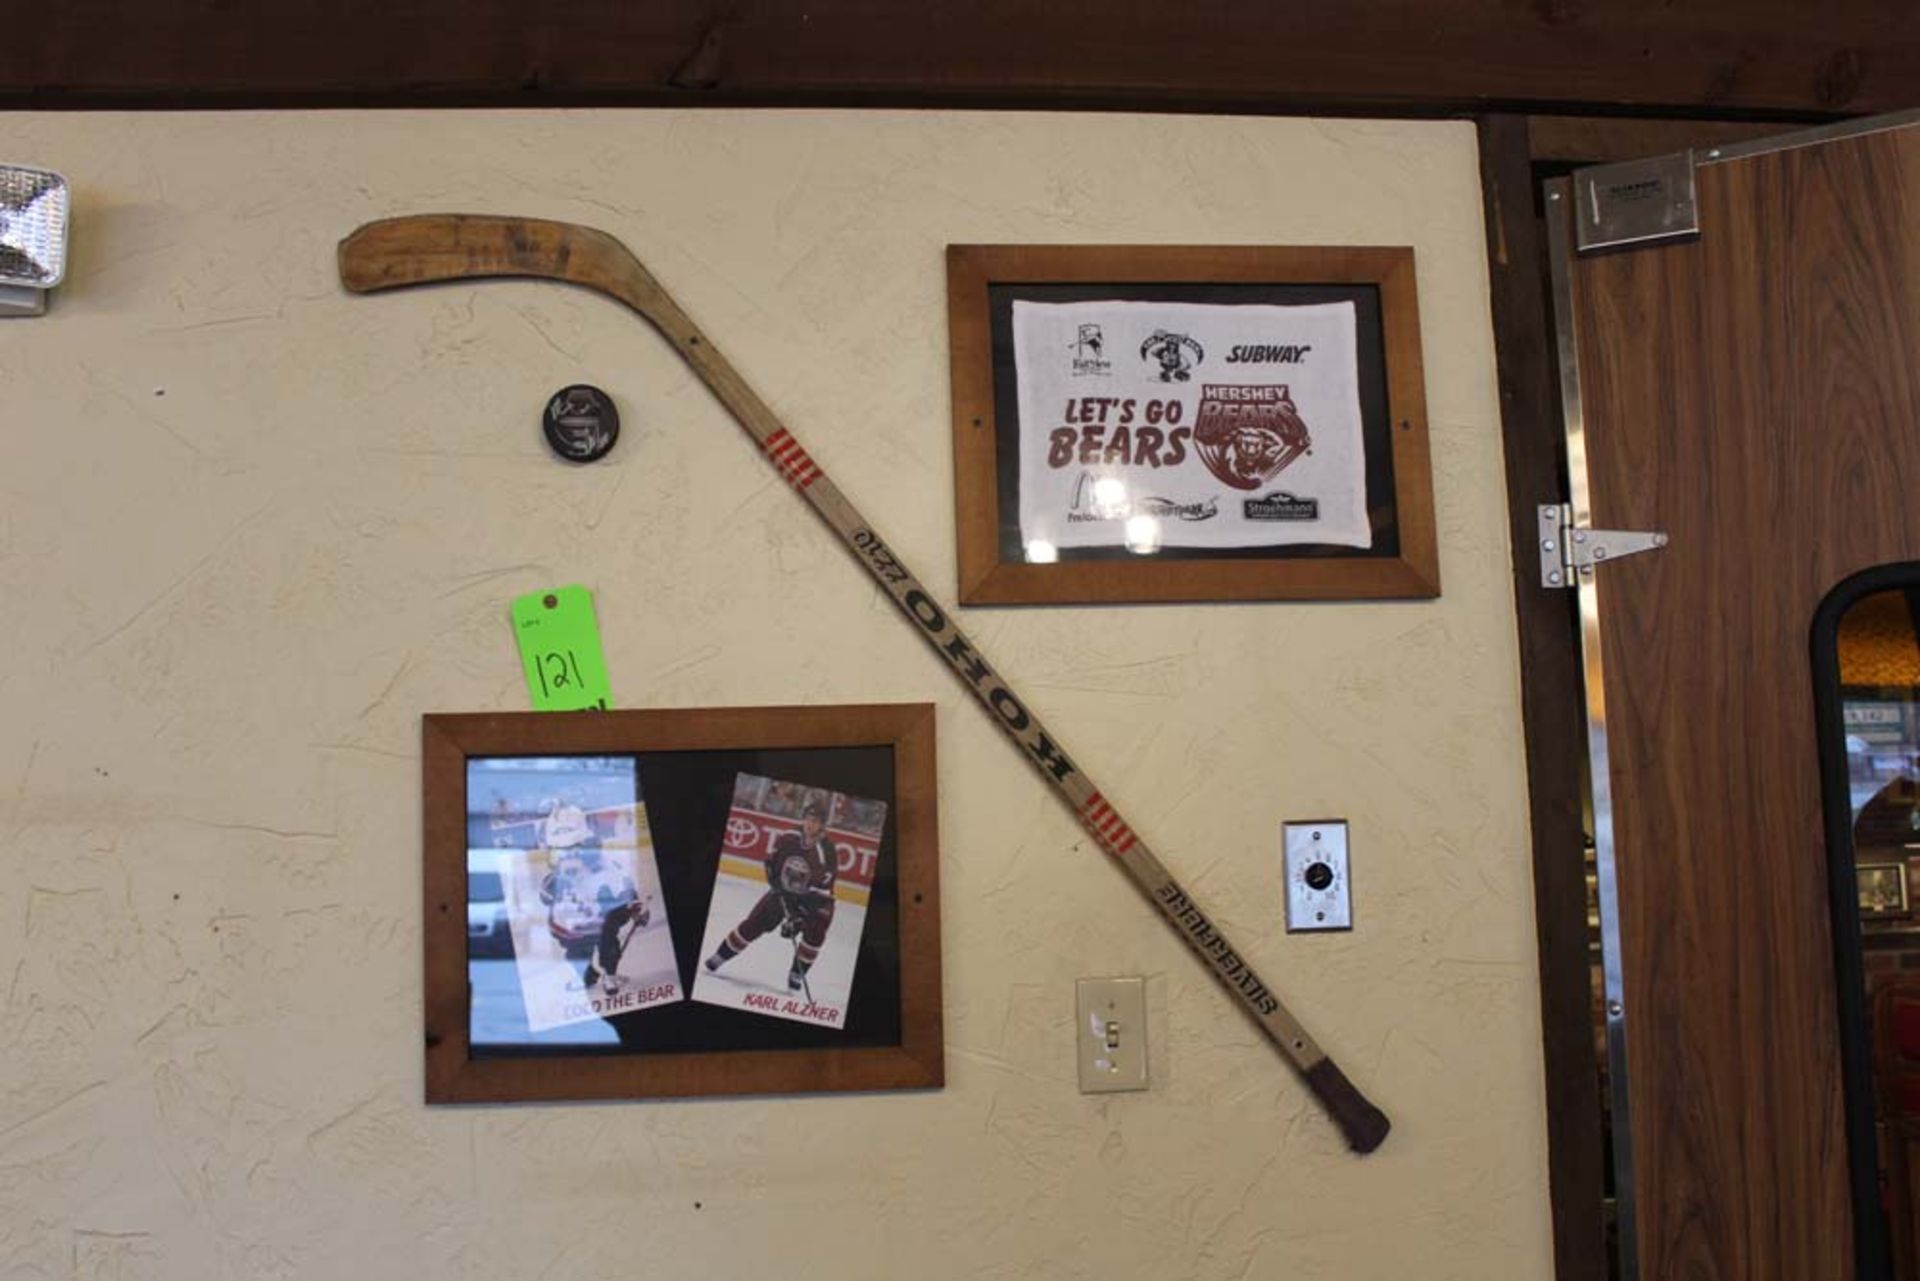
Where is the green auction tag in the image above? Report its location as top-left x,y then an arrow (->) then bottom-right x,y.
511,586 -> 613,711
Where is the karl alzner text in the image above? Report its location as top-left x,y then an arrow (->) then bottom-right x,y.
1155,883 -> 1280,1015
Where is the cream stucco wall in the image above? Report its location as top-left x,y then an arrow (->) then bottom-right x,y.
0,111 -> 1547,1279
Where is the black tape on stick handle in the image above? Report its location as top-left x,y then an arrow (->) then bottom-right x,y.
1306,1058 -> 1392,1154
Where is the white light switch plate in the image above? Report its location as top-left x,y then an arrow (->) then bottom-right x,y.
1284,820 -> 1352,932
1076,977 -> 1148,1093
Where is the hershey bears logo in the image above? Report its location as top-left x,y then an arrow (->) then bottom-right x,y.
1191,384 -> 1312,491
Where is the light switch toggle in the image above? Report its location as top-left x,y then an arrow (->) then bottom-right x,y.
1076,977 -> 1148,1093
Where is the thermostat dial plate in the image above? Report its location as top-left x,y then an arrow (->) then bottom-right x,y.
1283,820 -> 1352,933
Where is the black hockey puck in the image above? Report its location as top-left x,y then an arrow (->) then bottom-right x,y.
542,385 -> 620,463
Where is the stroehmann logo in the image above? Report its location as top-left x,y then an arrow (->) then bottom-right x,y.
1243,491 -> 1319,521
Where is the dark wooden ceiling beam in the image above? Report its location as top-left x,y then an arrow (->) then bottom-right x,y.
7,1 -> 1919,115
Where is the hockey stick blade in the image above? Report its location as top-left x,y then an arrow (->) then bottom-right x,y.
341,216 -> 642,302
338,213 -> 1390,1153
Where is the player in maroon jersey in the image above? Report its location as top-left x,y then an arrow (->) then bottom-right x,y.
704,797 -> 838,994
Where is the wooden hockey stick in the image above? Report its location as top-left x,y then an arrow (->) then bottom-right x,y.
339,215 -> 1390,1152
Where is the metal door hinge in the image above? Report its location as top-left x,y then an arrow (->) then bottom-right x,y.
1538,504 -> 1667,588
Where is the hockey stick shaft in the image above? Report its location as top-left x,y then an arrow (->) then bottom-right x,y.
339,215 -> 1388,1152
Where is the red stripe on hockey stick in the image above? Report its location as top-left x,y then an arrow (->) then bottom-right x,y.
787,455 -> 822,488
1081,804 -> 1127,849
1079,794 -> 1134,853
763,429 -> 823,490
779,452 -> 820,486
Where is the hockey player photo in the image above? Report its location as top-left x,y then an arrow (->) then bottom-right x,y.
690,774 -> 887,1030
468,757 -> 682,1043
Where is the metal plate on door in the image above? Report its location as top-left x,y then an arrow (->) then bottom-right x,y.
1574,151 -> 1699,253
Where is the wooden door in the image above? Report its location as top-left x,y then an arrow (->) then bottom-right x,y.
1557,116 -> 1920,1279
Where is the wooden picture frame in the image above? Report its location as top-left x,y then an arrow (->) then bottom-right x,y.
947,244 -> 1439,605
422,703 -> 941,1103
1858,860 -> 1911,920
